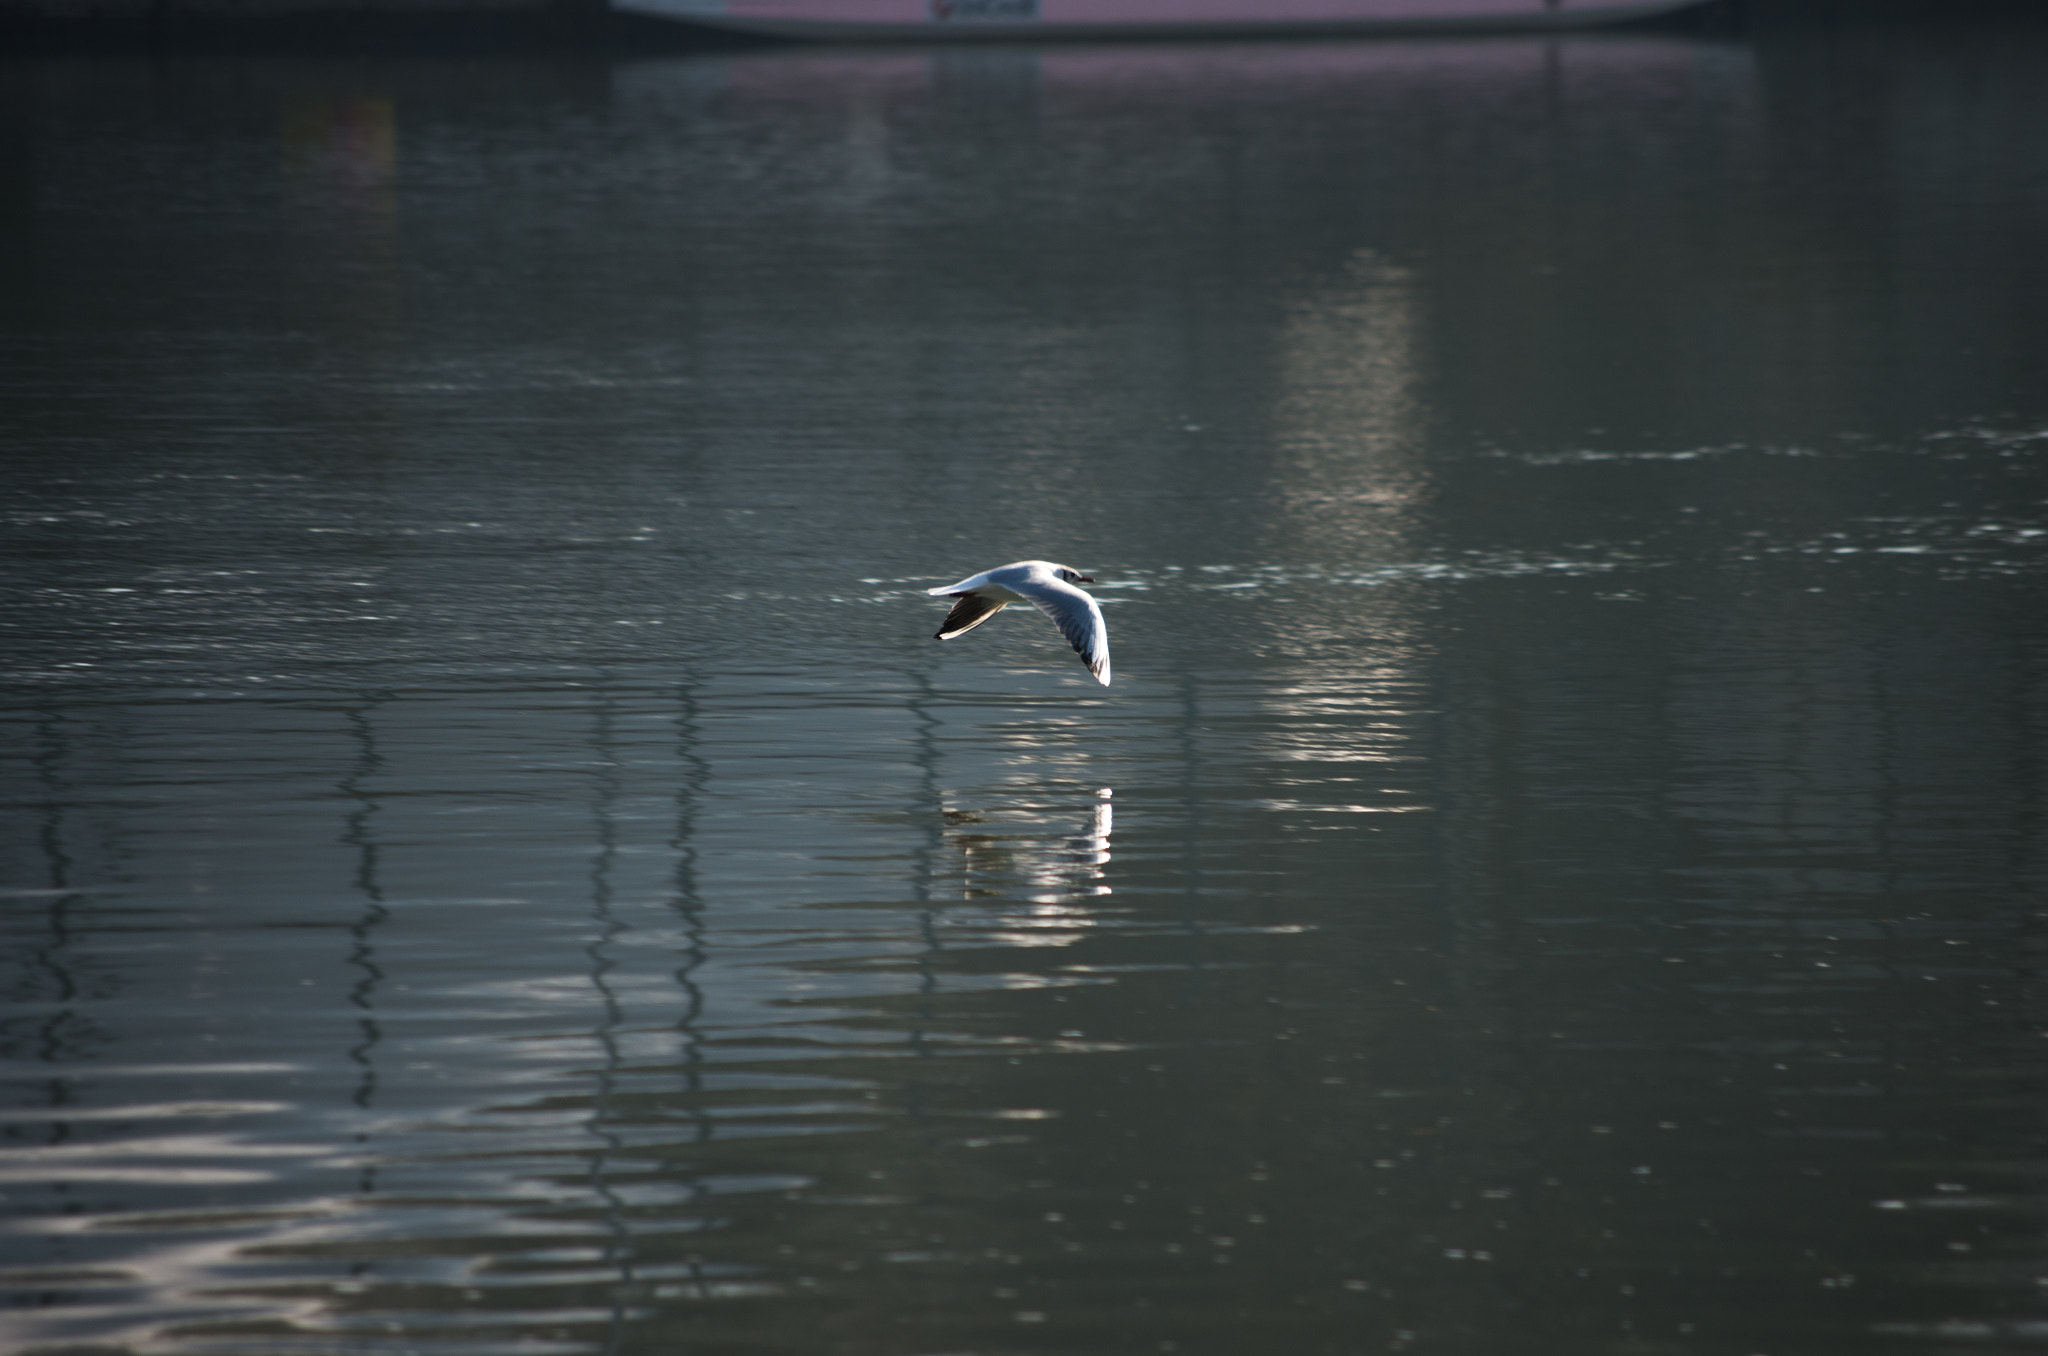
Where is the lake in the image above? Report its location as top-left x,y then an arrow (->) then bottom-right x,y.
4,14 -> 2048,1355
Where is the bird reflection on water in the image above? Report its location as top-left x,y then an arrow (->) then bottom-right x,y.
944,786 -> 1114,916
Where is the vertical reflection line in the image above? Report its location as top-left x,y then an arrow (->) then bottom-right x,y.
1868,631 -> 1913,1116
32,709 -> 75,895
1850,629 -> 1907,1090
1176,671 -> 1206,927
667,674 -> 715,1302
1170,670 -> 1219,1115
905,673 -> 948,1121
2003,627 -> 2048,1047
339,692 -> 394,1198
584,682 -> 636,1353
27,708 -> 83,1134
669,676 -> 713,1142
2006,625 -> 2046,919
1871,635 -> 1902,918
1174,671 -> 1211,1017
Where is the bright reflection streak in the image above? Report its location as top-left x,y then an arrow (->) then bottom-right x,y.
0,1133 -> 321,1180
1272,248 -> 1424,552
0,1214 -> 346,1354
944,787 -> 1115,948
1254,250 -> 1434,775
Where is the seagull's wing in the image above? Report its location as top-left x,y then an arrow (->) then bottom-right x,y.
1013,577 -> 1111,686
935,593 -> 1008,640
928,570 -> 995,597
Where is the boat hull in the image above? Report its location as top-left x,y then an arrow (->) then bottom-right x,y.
613,0 -> 1713,42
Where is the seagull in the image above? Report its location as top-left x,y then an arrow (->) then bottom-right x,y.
928,560 -> 1111,686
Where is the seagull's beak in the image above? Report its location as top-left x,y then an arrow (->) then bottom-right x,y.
1076,575 -> 1095,585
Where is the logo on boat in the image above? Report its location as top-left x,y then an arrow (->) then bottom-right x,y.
930,0 -> 1038,21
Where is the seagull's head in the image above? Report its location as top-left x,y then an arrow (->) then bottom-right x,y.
1054,566 -> 1095,585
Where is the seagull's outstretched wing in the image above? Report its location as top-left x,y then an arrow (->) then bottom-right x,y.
1014,576 -> 1111,686
935,593 -> 1007,639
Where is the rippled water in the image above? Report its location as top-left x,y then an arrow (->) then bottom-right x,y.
5,18 -> 2048,1356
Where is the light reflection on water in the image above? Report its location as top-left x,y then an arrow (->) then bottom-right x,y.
1,674 -> 1220,1352
4,15 -> 2048,1356
10,629 -> 2046,1353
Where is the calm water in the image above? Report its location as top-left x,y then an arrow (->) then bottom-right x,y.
5,17 -> 2048,1356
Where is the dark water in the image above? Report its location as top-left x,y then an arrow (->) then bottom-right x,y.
4,18 -> 2048,1356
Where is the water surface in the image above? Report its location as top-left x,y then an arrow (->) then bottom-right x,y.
4,21 -> 2048,1356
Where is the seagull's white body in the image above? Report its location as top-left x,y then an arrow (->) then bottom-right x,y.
928,560 -> 1111,686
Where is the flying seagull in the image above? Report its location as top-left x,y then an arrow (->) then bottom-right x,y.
928,560 -> 1111,686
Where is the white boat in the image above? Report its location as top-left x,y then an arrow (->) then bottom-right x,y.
613,0 -> 1715,42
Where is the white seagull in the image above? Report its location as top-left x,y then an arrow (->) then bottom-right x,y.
928,560 -> 1111,686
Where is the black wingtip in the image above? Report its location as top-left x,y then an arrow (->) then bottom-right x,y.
935,592 -> 1007,640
